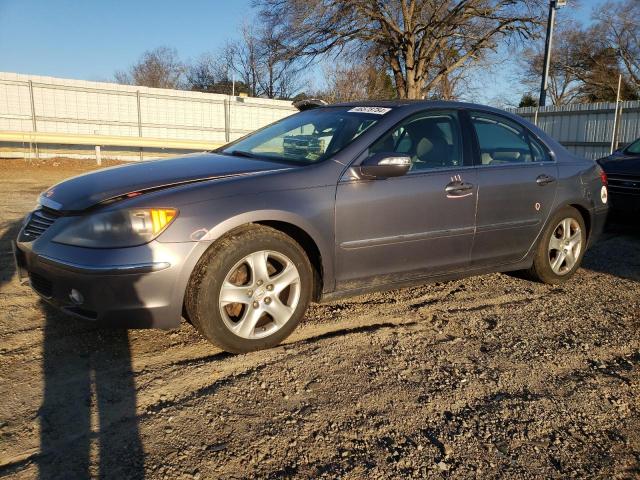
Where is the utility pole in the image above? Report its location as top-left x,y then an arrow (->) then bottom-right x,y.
538,0 -> 566,107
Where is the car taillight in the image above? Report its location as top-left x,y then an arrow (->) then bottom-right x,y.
599,169 -> 608,186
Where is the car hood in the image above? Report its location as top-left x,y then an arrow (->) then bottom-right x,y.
39,152 -> 292,211
598,152 -> 640,176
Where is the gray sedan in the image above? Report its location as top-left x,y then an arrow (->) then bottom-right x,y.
14,101 -> 609,352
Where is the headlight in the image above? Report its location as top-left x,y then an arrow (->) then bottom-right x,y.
53,208 -> 178,248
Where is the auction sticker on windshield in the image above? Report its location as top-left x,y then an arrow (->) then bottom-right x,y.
347,106 -> 392,115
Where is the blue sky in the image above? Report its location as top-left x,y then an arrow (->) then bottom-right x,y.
0,0 -> 254,81
0,0 -> 602,104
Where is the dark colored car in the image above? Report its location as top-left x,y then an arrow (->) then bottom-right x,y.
597,137 -> 640,212
14,101 -> 609,353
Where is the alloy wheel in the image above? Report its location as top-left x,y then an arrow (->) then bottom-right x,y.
218,250 -> 301,339
548,217 -> 582,275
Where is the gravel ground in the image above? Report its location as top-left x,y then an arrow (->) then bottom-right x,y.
0,159 -> 638,479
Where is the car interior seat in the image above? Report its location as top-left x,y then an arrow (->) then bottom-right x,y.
368,133 -> 397,158
481,152 -> 493,165
406,120 -> 449,169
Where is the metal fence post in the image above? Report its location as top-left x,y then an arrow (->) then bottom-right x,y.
610,75 -> 623,154
224,98 -> 231,143
28,80 -> 39,159
534,108 -> 539,127
612,104 -> 623,153
136,90 -> 143,161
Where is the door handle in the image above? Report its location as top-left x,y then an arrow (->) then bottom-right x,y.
445,181 -> 474,197
536,174 -> 556,186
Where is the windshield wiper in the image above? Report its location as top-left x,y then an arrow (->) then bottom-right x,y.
227,150 -> 261,159
222,149 -> 300,165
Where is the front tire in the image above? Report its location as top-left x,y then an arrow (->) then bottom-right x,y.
185,225 -> 313,353
527,206 -> 587,284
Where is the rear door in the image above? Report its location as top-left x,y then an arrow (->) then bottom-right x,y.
467,110 -> 558,266
334,109 -> 477,290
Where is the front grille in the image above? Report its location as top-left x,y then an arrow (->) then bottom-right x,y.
29,272 -> 53,298
607,174 -> 640,196
22,208 -> 63,240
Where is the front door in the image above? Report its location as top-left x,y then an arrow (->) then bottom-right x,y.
334,109 -> 477,290
468,110 -> 559,266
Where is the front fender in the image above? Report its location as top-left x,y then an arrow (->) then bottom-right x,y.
159,186 -> 337,294
200,209 -> 333,287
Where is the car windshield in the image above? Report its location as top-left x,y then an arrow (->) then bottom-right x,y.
624,137 -> 640,154
220,107 -> 388,164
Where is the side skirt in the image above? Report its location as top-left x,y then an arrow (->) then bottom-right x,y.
318,258 -> 533,304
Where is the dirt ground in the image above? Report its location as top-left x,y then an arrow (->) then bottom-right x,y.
0,158 -> 638,479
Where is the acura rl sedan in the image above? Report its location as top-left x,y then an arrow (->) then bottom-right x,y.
14,101 -> 609,352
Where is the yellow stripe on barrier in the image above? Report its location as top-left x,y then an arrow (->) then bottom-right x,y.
0,130 -> 224,151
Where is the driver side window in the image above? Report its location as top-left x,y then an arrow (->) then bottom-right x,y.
368,110 -> 463,171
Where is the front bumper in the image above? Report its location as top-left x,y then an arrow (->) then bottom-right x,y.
606,173 -> 640,212
14,238 -> 206,329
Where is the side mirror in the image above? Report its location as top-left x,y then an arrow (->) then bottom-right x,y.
358,152 -> 411,179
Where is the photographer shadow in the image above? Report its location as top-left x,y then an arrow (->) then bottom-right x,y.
0,220 -> 145,479
37,304 -> 145,479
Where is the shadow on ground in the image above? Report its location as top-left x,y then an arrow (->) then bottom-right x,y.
0,220 -> 145,479
582,214 -> 640,282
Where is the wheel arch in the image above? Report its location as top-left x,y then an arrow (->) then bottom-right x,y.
255,220 -> 324,301
523,200 -> 593,266
193,210 -> 332,300
568,203 -> 592,241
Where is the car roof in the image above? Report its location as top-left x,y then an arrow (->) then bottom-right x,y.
329,99 -> 525,121
331,99 -> 499,111
329,99 -> 569,159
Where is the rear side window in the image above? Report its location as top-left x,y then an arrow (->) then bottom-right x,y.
470,112 -> 550,165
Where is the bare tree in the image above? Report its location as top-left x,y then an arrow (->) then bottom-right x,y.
429,46 -> 493,101
516,1 -> 640,105
185,53 -> 250,95
224,22 -> 303,99
519,22 -> 582,105
254,0 -> 544,99
224,25 -> 262,97
564,23 -> 638,102
254,20 -> 295,98
317,59 -> 395,102
594,0 -> 640,91
114,47 -> 184,89
185,53 -> 222,92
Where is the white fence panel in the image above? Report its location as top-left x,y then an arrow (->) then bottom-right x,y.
512,101 -> 640,160
0,72 -> 296,160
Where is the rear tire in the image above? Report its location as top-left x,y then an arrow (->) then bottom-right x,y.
527,206 -> 587,284
185,224 -> 313,353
